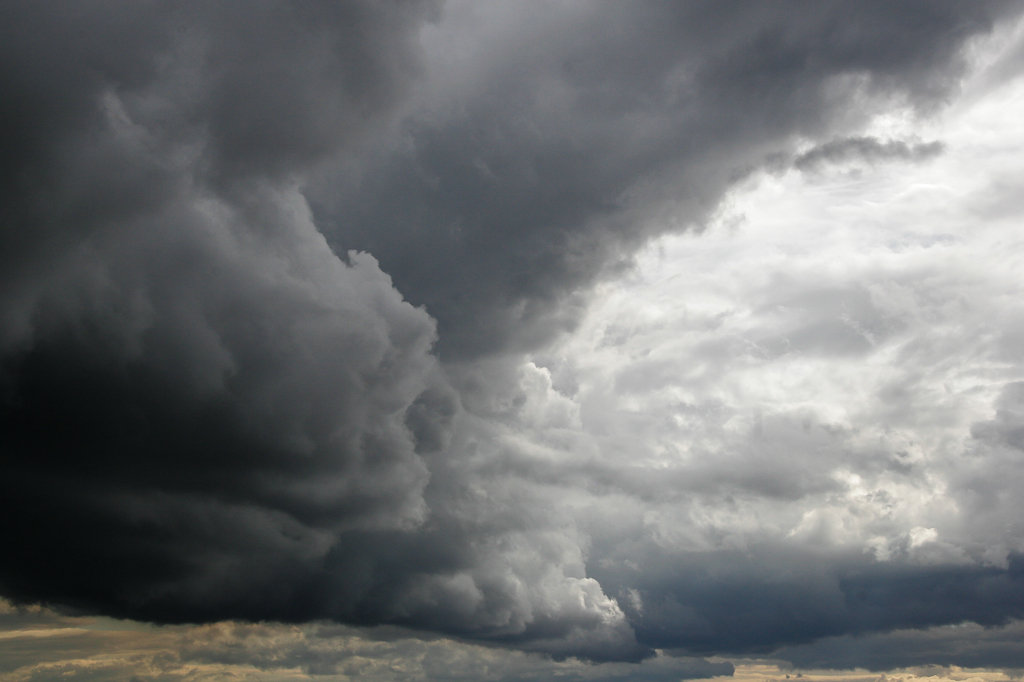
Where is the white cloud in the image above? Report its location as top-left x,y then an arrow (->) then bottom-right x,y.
519,66 -> 1024,568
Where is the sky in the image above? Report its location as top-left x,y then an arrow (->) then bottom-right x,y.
3,1 -> 1024,680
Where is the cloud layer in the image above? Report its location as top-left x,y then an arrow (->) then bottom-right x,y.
3,0 -> 1024,674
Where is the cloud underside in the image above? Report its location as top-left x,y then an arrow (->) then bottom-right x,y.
2,0 -> 1024,673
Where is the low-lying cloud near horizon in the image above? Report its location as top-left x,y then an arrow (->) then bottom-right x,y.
4,1 -> 1024,680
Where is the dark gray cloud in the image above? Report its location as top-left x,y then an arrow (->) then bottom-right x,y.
2,0 -> 1024,670
0,0 -> 445,628
0,0 -> 643,660
315,0 -> 1013,358
591,542 -> 1024,655
791,137 -> 945,172
774,619 -> 1024,672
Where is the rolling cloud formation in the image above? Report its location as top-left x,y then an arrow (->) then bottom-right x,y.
3,0 -> 1024,670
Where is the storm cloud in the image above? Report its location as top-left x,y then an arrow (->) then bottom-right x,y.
316,0 -> 1012,358
3,0 -> 1024,674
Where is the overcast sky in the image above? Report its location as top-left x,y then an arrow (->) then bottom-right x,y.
4,2 -> 1024,681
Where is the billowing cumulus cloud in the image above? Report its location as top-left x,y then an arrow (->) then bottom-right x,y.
0,0 -> 447,626
4,0 -> 1024,675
